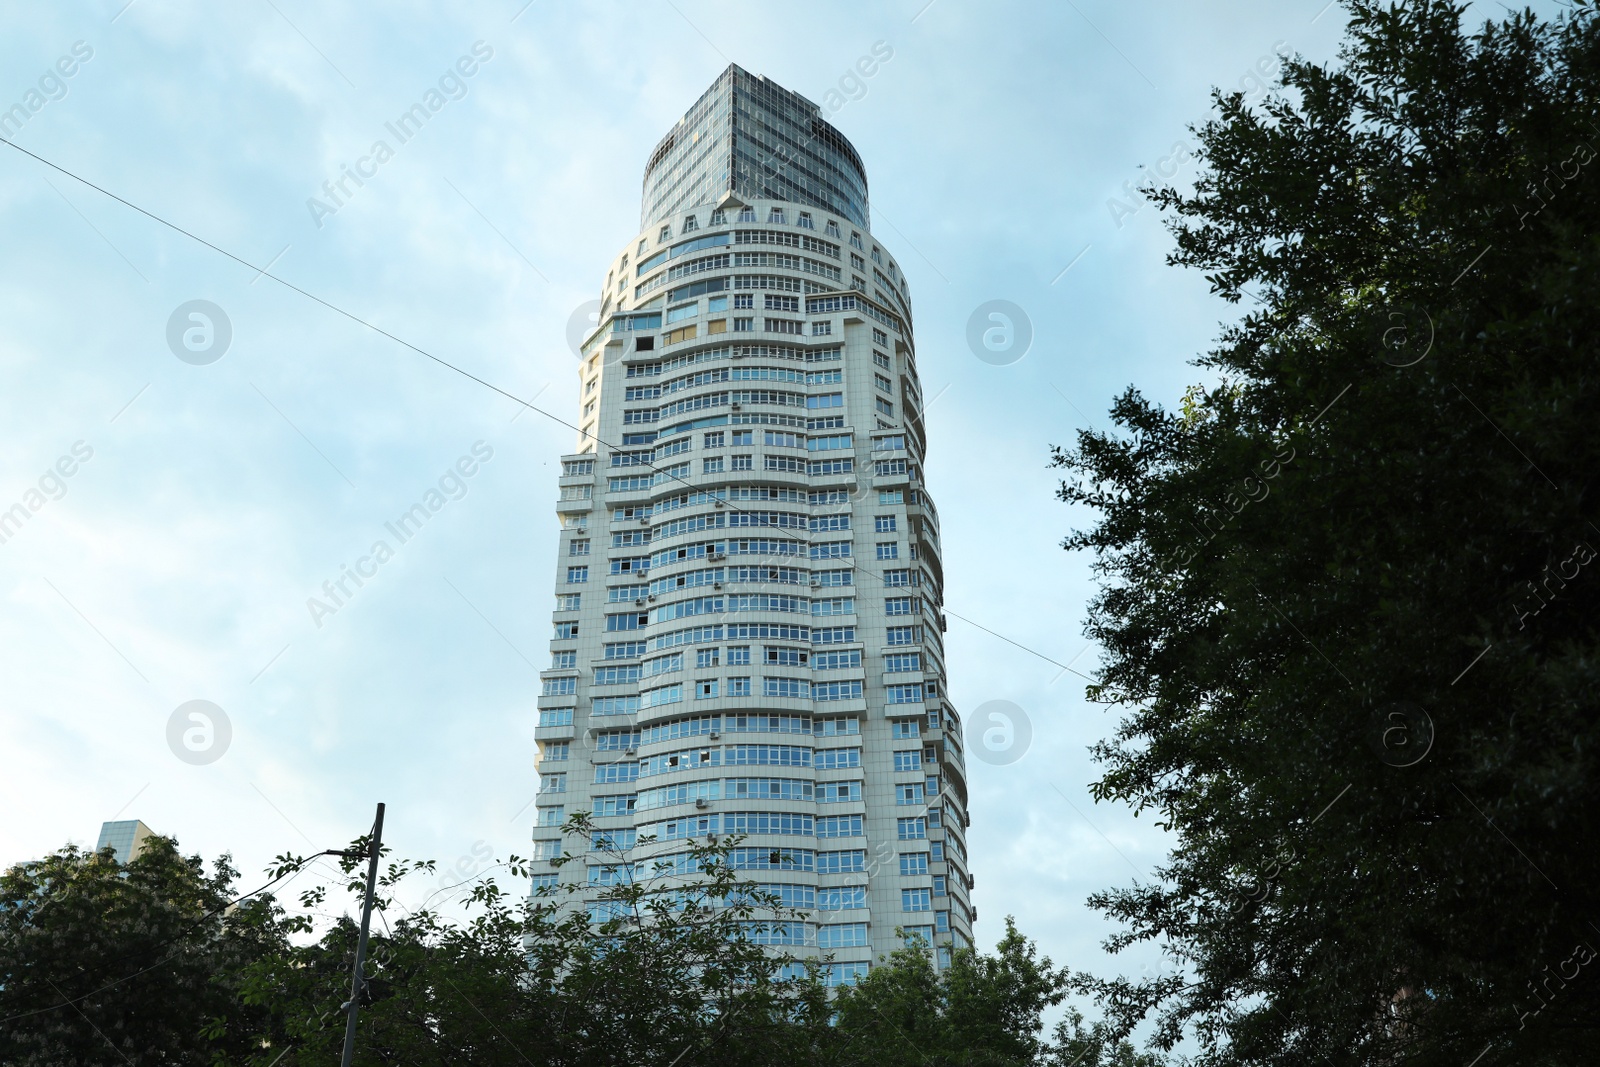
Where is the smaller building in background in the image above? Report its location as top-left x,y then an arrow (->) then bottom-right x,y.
96,819 -> 156,864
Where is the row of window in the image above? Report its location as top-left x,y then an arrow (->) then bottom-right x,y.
541,775 -> 941,810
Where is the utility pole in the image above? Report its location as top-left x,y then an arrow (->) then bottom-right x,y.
340,802 -> 385,1067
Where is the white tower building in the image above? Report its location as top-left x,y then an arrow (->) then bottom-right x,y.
533,64 -> 972,983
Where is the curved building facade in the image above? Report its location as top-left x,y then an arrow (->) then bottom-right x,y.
534,65 -> 971,985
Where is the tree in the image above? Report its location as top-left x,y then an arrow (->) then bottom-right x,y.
829,919 -> 1071,1066
0,836 -> 294,1065
1052,2 -> 1600,1065
237,813 -> 834,1066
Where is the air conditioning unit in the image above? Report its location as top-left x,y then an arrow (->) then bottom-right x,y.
966,874 -> 975,889
713,582 -> 723,590
708,731 -> 720,740
809,577 -> 821,587
639,517 -> 651,525
695,797 -> 709,809
635,597 -> 647,606
732,350 -> 745,359
714,500 -> 725,508
647,594 -> 657,601
708,551 -> 724,561
624,747 -> 637,756
731,402 -> 742,410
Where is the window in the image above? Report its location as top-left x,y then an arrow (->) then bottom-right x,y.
556,594 -> 581,610
554,622 -> 579,639
768,208 -> 785,224
798,211 -> 814,230
659,225 -> 671,241
883,570 -> 912,588
850,232 -> 864,250
927,708 -> 942,729
542,741 -> 570,761
894,750 -> 923,772
933,875 -> 947,896
874,349 -> 891,369
900,853 -> 930,876
824,961 -> 870,987
825,220 -> 841,237
728,646 -> 751,665
877,397 -> 895,416
902,925 -> 934,945
540,772 -> 567,794
816,814 -> 863,837
818,885 -> 867,912
902,888 -> 932,912
879,489 -> 904,504
697,680 -> 719,699
927,808 -> 942,828
569,538 -> 590,556
871,246 -> 883,264
542,677 -> 576,696
936,911 -> 950,933
551,650 -> 577,669
875,373 -> 893,393
733,292 -> 754,309
897,783 -> 925,805
738,206 -> 757,222
887,626 -> 920,646
812,649 -> 861,669
728,677 -> 751,696
731,454 -> 752,471
731,430 -> 754,445
851,252 -> 865,270
696,648 -> 720,668
567,566 -> 589,584
898,817 -> 926,839
532,838 -> 562,860
765,646 -> 808,666
704,431 -> 725,448
703,457 -> 724,474
710,208 -> 727,225
885,653 -> 921,672
765,294 -> 799,312
733,317 -> 754,331
817,923 -> 869,949
930,841 -> 944,862
877,543 -> 899,560
764,677 -> 809,699
812,321 -> 832,335
886,597 -> 919,616
873,328 -> 888,344
875,515 -> 898,533
811,598 -> 855,617
813,716 -> 860,737
892,720 -> 921,740
538,806 -> 564,827
682,214 -> 698,232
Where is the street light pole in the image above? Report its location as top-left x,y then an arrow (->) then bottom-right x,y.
340,802 -> 385,1067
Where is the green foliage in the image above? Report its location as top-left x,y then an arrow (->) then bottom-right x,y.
2,824 -> 1122,1066
0,836 -> 294,1065
831,919 -> 1070,1067
1053,2 -> 1600,1064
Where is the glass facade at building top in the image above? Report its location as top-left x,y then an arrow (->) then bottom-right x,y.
642,65 -> 869,231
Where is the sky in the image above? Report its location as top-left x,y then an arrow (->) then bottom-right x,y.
0,0 -> 1551,1027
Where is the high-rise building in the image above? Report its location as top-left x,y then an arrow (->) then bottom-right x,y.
535,64 -> 971,983
96,819 -> 156,864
